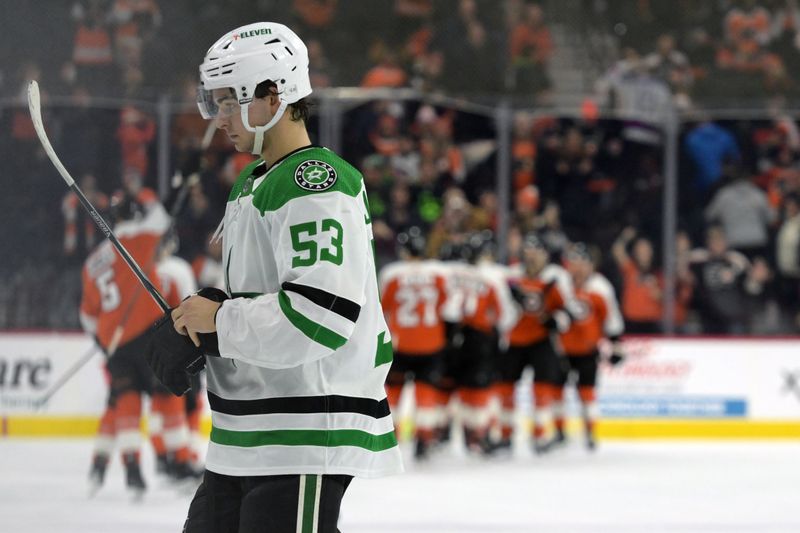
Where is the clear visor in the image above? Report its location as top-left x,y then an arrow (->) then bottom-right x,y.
197,85 -> 240,119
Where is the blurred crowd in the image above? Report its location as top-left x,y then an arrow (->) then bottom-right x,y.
0,0 -> 554,104
4,0 -> 800,336
592,0 -> 800,108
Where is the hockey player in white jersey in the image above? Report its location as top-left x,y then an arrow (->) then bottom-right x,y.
145,22 -> 402,533
446,232 -> 518,454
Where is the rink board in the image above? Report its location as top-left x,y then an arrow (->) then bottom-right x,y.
1,332 -> 799,438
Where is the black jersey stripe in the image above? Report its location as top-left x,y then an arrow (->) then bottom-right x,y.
208,392 -> 390,419
281,281 -> 361,323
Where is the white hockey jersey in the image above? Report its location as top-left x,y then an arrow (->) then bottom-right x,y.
586,272 -> 625,338
209,146 -> 403,478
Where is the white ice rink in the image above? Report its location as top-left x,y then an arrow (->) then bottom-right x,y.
1,438 -> 798,533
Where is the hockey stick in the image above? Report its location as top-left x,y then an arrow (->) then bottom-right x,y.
32,343 -> 103,409
106,119 -> 215,355
29,80 -> 206,388
27,80 -> 169,313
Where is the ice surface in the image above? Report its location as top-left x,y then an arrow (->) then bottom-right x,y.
1,438 -> 798,533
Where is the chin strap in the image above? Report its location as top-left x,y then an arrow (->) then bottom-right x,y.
240,101 -> 289,155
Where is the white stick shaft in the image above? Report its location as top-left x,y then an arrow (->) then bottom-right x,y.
27,79 -> 169,313
26,81 -> 74,186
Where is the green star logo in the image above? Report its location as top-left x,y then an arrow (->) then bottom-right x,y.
295,160 -> 337,191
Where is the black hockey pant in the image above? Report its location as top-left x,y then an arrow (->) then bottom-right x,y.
183,470 -> 352,533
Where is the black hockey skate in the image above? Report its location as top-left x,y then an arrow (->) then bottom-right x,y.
88,454 -> 108,497
414,439 -> 432,461
487,437 -> 513,456
585,432 -> 597,452
533,438 -> 553,455
123,454 -> 147,501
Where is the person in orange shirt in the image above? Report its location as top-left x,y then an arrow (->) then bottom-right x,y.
380,227 -> 448,459
612,227 -> 663,333
497,233 -> 571,454
558,243 -> 625,451
81,190 -> 194,497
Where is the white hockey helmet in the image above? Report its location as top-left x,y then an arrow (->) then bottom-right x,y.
197,22 -> 312,154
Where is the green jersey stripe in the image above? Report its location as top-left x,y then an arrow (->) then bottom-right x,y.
301,474 -> 318,533
278,290 -> 347,350
210,426 -> 398,451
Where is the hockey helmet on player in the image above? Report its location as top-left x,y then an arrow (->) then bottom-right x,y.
438,240 -> 464,262
197,22 -> 312,155
463,230 -> 495,264
109,191 -> 144,224
564,242 -> 594,264
521,232 -> 549,272
396,226 -> 426,258
563,242 -> 597,280
521,232 -> 547,252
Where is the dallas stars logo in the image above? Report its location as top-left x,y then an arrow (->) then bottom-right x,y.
294,160 -> 337,191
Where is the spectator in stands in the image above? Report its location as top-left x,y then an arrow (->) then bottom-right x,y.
512,112 -> 537,190
688,224 -> 769,334
683,121 -> 741,202
612,227 -> 663,333
509,2 -> 553,100
391,136 -> 421,182
717,0 -> 787,95
434,0 -> 498,94
71,0 -> 115,91
771,1 -> 800,76
390,0 -> 433,46
361,43 -> 408,88
369,108 -> 405,156
62,174 -> 108,260
705,169 -> 776,259
117,105 -> 155,177
775,193 -> 800,329
753,116 -> 800,206
539,127 -> 597,240
724,0 -> 772,48
684,28 -> 716,84
644,33 -> 693,107
425,188 -> 486,257
360,153 -> 393,233
176,180 -> 218,261
533,199 -> 569,261
108,0 -> 162,71
307,38 -> 337,88
293,0 -> 338,32
512,184 -> 539,235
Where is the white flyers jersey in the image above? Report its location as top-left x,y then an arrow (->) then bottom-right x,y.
585,272 -> 624,337
157,255 -> 198,300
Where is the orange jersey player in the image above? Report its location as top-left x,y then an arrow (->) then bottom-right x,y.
380,261 -> 448,356
379,227 -> 448,459
81,190 -> 193,497
80,187 -> 173,350
557,243 -> 625,451
496,233 -> 573,453
450,231 -> 517,454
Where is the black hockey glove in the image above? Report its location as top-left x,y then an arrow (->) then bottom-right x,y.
608,338 -> 625,366
541,314 -> 558,331
145,311 -> 203,396
194,287 -> 230,358
509,283 -> 527,307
